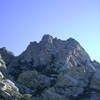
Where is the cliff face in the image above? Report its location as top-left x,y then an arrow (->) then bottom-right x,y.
18,35 -> 91,66
0,34 -> 100,100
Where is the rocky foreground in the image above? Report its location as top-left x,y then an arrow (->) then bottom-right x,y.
0,34 -> 100,100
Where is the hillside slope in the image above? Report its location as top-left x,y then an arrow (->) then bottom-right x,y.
0,34 -> 100,100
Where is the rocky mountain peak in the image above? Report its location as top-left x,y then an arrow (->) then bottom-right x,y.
41,34 -> 53,44
0,34 -> 100,100
17,35 -> 91,68
66,38 -> 80,47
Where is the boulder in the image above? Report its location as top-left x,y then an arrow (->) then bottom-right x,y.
0,78 -> 22,99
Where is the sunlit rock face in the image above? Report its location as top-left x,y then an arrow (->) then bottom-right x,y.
0,55 -> 22,99
17,35 -> 93,69
0,55 -> 7,76
0,34 -> 100,100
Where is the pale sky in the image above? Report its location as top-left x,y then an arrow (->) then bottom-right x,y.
0,0 -> 100,62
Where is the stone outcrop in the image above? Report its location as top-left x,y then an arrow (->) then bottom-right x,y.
0,34 -> 100,100
0,47 -> 15,65
0,55 -> 22,99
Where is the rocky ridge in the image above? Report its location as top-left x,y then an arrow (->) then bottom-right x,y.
0,34 -> 100,100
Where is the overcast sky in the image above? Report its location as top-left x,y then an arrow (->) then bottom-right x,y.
0,0 -> 100,62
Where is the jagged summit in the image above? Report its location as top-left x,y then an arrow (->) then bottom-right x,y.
28,34 -> 80,50
0,34 -> 100,100
17,35 -> 90,67
41,34 -> 53,43
66,37 -> 80,46
41,34 -> 79,44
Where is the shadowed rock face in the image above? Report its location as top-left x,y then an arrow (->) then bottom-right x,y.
0,47 -> 15,65
0,34 -> 100,100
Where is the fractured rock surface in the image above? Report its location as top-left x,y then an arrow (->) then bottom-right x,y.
0,34 -> 100,100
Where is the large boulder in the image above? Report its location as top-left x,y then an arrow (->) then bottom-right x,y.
0,79 -> 21,98
0,72 -> 22,99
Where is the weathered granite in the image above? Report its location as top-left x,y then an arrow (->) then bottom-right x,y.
0,34 -> 100,100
